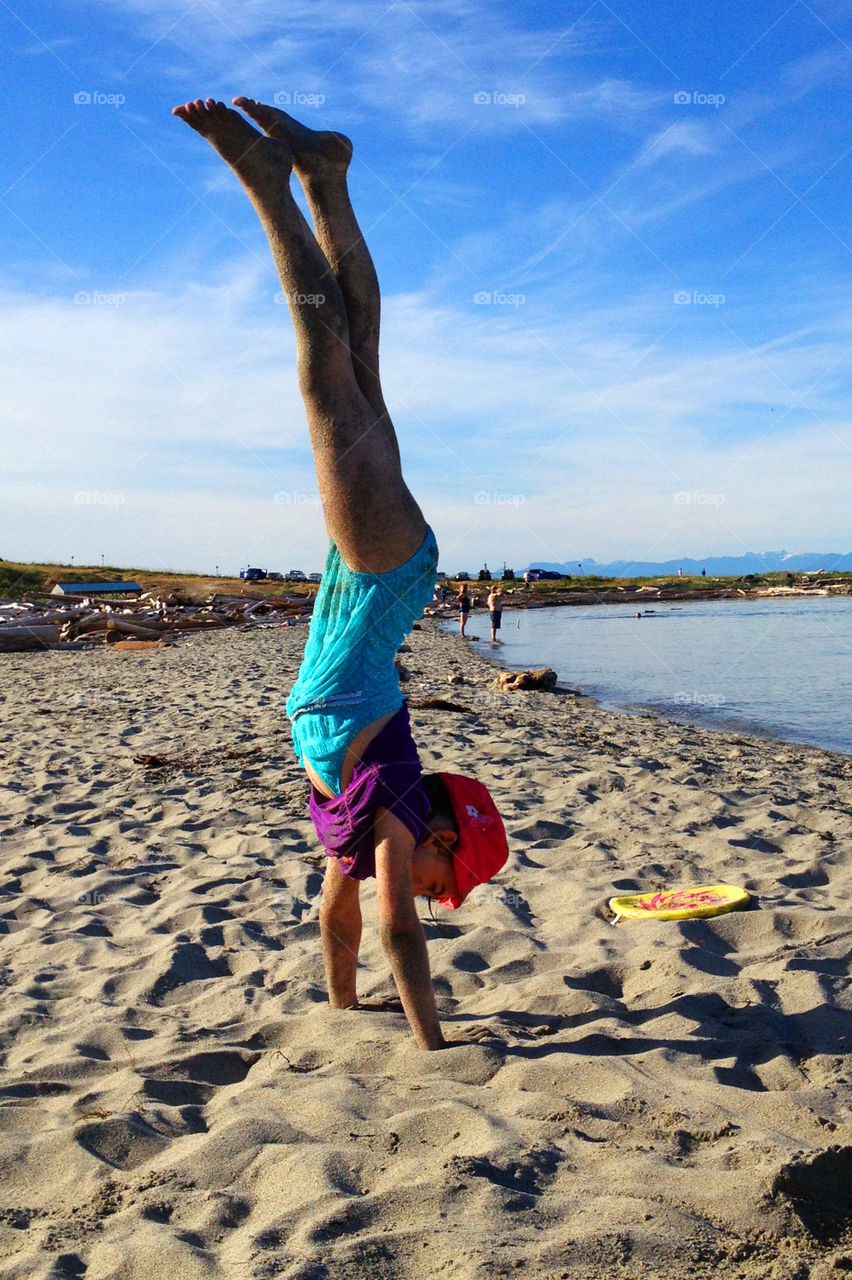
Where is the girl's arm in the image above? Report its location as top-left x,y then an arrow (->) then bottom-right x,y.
373,808 -> 445,1050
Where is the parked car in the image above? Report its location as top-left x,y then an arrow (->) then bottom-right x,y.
308,572 -> 322,582
266,571 -> 283,581
525,568 -> 566,582
287,570 -> 307,581
502,568 -> 515,580
435,570 -> 447,580
455,571 -> 470,581
240,567 -> 266,581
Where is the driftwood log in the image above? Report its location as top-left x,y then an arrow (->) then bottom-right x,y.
111,639 -> 169,651
104,618 -> 164,641
493,667 -> 558,692
0,625 -> 62,652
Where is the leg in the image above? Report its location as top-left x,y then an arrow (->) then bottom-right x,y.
233,98 -> 389,428
172,100 -> 424,573
319,857 -> 362,1008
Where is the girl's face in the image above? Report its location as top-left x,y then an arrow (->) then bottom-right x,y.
411,837 -> 457,901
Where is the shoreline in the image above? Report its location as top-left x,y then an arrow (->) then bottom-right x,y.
432,582 -> 852,612
1,622 -> 852,1277
434,602 -> 852,761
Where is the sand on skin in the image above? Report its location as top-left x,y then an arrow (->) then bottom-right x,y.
1,620 -> 851,1279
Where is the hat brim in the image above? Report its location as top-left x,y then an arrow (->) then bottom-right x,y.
432,772 -> 508,910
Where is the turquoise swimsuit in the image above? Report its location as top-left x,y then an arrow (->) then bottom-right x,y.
286,526 -> 439,795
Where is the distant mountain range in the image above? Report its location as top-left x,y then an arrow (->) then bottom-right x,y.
523,551 -> 852,578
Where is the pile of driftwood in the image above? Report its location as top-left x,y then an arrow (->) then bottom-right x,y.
0,590 -> 314,654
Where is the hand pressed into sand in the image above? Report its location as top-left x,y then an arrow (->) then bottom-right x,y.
350,996 -> 405,1014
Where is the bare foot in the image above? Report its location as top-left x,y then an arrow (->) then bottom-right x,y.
171,97 -> 292,187
232,96 -> 352,179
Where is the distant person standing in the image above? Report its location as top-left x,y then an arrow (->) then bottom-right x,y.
457,584 -> 471,637
487,586 -> 504,643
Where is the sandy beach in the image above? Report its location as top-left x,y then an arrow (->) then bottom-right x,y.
2,620 -> 852,1279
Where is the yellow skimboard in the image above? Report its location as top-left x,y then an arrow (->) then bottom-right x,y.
609,883 -> 750,924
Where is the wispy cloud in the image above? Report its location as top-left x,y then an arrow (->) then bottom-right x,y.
2,261 -> 850,570
781,42 -> 852,94
80,0 -> 656,134
633,119 -> 720,165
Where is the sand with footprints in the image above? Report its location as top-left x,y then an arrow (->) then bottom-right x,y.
1,621 -> 852,1278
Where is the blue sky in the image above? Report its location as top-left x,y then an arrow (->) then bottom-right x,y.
2,0 -> 851,575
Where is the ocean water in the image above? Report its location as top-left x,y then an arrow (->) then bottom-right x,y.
444,595 -> 852,755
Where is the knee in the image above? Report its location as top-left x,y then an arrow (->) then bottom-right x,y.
306,402 -> 380,459
297,333 -> 351,395
301,377 -> 366,434
321,868 -> 360,916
